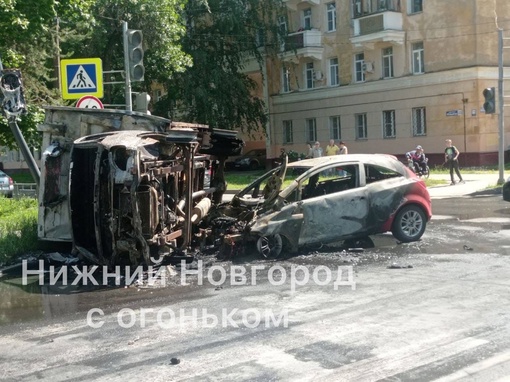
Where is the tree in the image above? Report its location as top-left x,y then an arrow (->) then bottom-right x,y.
0,0 -> 94,148
83,0 -> 191,106
154,0 -> 286,134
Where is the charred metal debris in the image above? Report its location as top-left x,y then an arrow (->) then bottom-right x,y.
36,107 -> 272,267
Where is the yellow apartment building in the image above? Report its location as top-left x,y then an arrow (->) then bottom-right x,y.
247,0 -> 510,166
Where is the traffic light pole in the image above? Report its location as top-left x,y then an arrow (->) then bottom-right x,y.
498,29 -> 505,184
122,21 -> 132,112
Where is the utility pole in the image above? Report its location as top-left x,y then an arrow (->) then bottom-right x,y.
498,28 -> 505,184
55,17 -> 61,92
123,21 -> 132,112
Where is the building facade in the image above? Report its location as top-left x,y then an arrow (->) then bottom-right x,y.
261,0 -> 510,166
3,0 -> 508,170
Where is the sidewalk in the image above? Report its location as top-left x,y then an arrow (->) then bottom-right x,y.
427,173 -> 504,199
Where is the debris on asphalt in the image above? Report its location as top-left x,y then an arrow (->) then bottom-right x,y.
170,357 -> 181,365
387,263 -> 413,269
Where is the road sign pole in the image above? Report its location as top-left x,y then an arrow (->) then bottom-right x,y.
123,21 -> 132,112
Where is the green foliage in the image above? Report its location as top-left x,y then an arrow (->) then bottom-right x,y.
0,197 -> 38,264
0,105 -> 45,148
158,0 -> 286,134
0,0 -> 93,146
86,0 -> 190,105
10,172 -> 35,183
286,150 -> 306,162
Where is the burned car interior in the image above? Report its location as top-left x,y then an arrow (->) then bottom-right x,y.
203,155 -> 430,260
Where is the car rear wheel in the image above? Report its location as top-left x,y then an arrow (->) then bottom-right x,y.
256,234 -> 283,259
391,205 -> 426,242
249,161 -> 259,171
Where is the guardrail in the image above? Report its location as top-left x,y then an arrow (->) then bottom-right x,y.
13,183 -> 38,198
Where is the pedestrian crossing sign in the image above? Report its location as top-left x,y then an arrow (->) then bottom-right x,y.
60,58 -> 103,99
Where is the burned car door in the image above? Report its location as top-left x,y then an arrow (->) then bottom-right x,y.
364,163 -> 408,230
296,163 -> 369,245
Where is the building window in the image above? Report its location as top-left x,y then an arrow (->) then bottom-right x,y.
329,116 -> 341,140
278,16 -> 287,34
256,28 -> 265,47
354,53 -> 365,82
412,107 -> 426,136
283,120 -> 293,143
327,3 -> 336,32
412,41 -> 424,74
355,113 -> 367,139
306,118 -> 317,142
305,62 -> 314,89
382,47 -> 393,78
410,0 -> 423,13
282,67 -> 291,93
383,110 -> 396,138
303,8 -> 312,30
277,16 -> 287,51
329,58 -> 339,86
353,0 -> 362,17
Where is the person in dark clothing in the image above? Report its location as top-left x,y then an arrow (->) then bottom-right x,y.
444,139 -> 464,185
406,145 -> 427,174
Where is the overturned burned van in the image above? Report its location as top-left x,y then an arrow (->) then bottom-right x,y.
37,107 -> 242,266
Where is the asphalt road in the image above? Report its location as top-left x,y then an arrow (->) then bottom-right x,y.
1,190 -> 510,381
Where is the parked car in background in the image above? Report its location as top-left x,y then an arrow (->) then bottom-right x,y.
234,148 -> 266,170
209,154 -> 432,258
0,170 -> 14,198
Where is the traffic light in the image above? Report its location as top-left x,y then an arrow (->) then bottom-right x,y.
126,29 -> 144,82
483,87 -> 496,114
0,70 -> 26,117
134,92 -> 151,114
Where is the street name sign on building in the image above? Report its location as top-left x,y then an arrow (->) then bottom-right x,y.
60,58 -> 103,100
76,95 -> 104,109
445,109 -> 462,116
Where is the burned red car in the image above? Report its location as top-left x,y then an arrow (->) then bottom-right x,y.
206,154 -> 432,258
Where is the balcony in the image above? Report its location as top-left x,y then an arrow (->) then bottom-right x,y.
280,29 -> 323,62
283,0 -> 320,11
350,11 -> 404,48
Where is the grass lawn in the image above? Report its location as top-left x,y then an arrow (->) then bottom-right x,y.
0,197 -> 39,264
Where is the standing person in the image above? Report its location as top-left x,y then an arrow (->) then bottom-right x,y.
312,141 -> 323,158
325,139 -> 339,156
305,142 -> 313,159
444,139 -> 464,185
338,141 -> 348,155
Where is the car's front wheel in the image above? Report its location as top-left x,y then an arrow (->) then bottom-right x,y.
256,234 -> 283,259
391,205 -> 426,242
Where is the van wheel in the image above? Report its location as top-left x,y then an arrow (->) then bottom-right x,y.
256,234 -> 283,259
392,205 -> 426,242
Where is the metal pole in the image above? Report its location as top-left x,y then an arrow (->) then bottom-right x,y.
7,117 -> 40,186
262,58 -> 271,169
498,29 -> 505,184
56,17 -> 61,93
462,97 -> 467,165
123,21 -> 132,112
